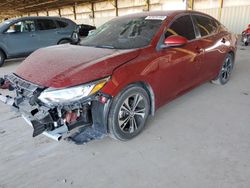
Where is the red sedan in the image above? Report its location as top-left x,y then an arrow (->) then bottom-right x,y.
0,10 -> 237,142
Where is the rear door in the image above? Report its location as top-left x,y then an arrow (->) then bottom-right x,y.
35,18 -> 60,47
192,14 -> 227,81
156,14 -> 204,102
3,19 -> 40,57
55,20 -> 72,37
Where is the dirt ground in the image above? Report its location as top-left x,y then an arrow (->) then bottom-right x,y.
0,45 -> 249,188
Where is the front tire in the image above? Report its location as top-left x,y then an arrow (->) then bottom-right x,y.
212,53 -> 234,85
108,85 -> 150,141
0,50 -> 6,67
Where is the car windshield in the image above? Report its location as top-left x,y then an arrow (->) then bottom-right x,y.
0,20 -> 11,29
80,16 -> 164,49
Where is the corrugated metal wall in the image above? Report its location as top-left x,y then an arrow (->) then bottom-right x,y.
15,0 -> 249,34
21,0 -> 187,27
194,0 -> 250,34
196,6 -> 250,34
221,6 -> 250,34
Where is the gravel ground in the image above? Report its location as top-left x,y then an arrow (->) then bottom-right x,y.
0,45 -> 249,188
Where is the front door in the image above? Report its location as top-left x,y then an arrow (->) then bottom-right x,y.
3,20 -> 40,57
156,14 -> 204,103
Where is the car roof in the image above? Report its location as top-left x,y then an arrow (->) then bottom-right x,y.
0,16 -> 73,32
120,10 -> 182,17
117,10 -> 213,20
2,16 -> 72,25
8,16 -> 69,21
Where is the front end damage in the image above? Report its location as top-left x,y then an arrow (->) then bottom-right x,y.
0,74 -> 111,143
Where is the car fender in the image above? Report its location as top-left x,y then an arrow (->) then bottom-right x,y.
0,45 -> 8,58
101,50 -> 159,113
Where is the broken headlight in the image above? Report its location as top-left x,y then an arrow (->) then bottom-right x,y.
38,77 -> 110,105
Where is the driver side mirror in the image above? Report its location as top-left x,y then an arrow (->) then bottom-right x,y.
161,35 -> 188,48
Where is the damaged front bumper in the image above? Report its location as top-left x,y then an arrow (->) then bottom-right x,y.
0,74 -> 112,143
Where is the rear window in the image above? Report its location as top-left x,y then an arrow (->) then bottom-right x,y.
193,15 -> 217,37
57,20 -> 68,28
36,19 -> 57,30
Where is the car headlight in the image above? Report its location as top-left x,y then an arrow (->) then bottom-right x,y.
38,77 -> 110,105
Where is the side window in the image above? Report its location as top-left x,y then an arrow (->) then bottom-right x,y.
212,19 -> 221,32
194,15 -> 217,37
57,20 -> 68,28
36,19 -> 57,30
6,20 -> 35,33
165,15 -> 196,40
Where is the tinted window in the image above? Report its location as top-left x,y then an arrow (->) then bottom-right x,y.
212,19 -> 221,31
57,20 -> 68,28
36,19 -> 57,30
81,16 -> 163,49
6,20 -> 35,33
194,15 -> 217,36
165,15 -> 195,40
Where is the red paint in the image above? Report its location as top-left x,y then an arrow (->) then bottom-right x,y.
164,35 -> 188,46
100,96 -> 108,104
0,81 -> 10,89
243,24 -> 250,34
15,10 -> 237,112
65,112 -> 78,124
16,45 -> 140,88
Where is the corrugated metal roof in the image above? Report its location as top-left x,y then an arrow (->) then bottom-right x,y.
0,0 -> 99,19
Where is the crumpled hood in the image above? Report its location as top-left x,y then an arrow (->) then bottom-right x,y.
16,44 -> 140,88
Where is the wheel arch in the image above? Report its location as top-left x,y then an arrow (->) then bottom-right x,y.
117,81 -> 156,116
57,38 -> 72,44
228,50 -> 235,62
136,81 -> 155,116
0,48 -> 7,59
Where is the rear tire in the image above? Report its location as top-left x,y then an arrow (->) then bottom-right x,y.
212,53 -> 234,85
108,85 -> 150,141
0,51 -> 6,67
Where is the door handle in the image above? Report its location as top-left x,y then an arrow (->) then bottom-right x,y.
30,34 -> 36,37
196,47 -> 204,53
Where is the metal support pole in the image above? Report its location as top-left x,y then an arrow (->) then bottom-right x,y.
91,2 -> 95,19
114,0 -> 118,17
186,0 -> 194,10
190,0 -> 194,10
146,0 -> 150,11
218,0 -> 224,21
91,2 -> 95,26
58,8 -> 61,17
73,5 -> 77,20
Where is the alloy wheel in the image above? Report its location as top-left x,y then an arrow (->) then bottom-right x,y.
118,94 -> 146,134
220,56 -> 233,83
